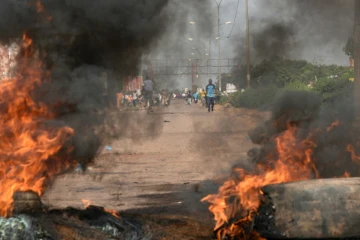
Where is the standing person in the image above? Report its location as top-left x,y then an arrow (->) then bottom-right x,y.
201,89 -> 207,108
187,90 -> 192,105
193,91 -> 199,104
127,94 -> 133,107
116,92 -> 124,109
206,79 -> 216,112
143,76 -> 154,113
132,90 -> 137,107
161,89 -> 167,106
166,92 -> 173,106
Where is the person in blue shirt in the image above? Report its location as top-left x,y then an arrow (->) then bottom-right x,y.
193,91 -> 199,104
206,79 -> 216,112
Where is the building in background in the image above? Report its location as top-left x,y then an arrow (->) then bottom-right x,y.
123,76 -> 143,94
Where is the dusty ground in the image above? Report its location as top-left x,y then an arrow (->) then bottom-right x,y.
42,99 -> 269,239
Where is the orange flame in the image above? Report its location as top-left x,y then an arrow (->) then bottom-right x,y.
36,0 -> 44,13
346,144 -> 360,163
0,35 -> 75,217
327,120 -> 340,132
34,0 -> 52,21
81,199 -> 121,219
202,123 -> 320,238
81,199 -> 91,208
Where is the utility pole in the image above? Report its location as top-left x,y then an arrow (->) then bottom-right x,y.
354,0 -> 360,122
214,0 -> 223,92
209,37 -> 212,82
192,62 -> 195,92
217,5 -> 222,92
245,0 -> 251,88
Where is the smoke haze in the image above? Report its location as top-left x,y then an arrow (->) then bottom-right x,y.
232,0 -> 354,65
0,0 -> 179,171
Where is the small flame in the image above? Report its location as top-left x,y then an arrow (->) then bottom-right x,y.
327,120 -> 340,132
346,144 -> 360,163
81,199 -> 121,219
105,208 -> 121,219
81,199 -> 91,208
36,0 -> 44,13
34,0 -> 52,22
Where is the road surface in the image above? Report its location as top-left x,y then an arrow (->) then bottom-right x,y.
43,99 -> 268,216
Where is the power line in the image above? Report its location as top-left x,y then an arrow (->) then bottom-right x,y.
226,0 -> 240,38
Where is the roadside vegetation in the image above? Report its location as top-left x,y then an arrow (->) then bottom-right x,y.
219,56 -> 354,110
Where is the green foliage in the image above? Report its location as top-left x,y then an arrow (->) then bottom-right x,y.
219,94 -> 230,104
283,80 -> 311,91
250,58 -> 353,88
228,86 -> 279,109
313,76 -> 353,103
220,58 -> 354,109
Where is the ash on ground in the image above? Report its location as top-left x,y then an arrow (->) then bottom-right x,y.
0,205 -> 151,240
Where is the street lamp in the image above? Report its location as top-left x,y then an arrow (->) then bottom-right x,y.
245,0 -> 251,88
188,21 -> 231,83
208,21 -> 231,90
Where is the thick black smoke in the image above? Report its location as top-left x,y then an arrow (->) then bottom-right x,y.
235,0 -> 354,64
248,91 -> 360,178
252,23 -> 295,62
0,0 -> 173,170
209,91 -> 360,238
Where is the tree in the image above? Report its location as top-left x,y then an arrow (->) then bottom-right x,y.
354,0 -> 360,120
343,37 -> 354,58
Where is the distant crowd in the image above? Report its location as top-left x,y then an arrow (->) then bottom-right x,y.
116,78 -> 218,113
116,89 -> 173,109
180,79 -> 218,112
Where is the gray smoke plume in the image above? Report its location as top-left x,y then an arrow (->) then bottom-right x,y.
144,0 -> 213,90
235,0 -> 354,64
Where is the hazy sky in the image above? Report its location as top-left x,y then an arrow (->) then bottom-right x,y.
148,0 -> 353,89
216,0 -> 351,65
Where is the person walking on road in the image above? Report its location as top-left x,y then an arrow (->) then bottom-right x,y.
186,90 -> 192,105
143,76 -> 154,113
132,91 -> 138,107
161,89 -> 167,107
200,89 -> 207,107
193,91 -> 199,104
206,79 -> 216,112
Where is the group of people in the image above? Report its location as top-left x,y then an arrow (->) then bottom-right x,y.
116,76 -> 172,114
116,91 -> 138,108
143,77 -> 173,112
185,79 -> 216,112
117,76 -> 215,113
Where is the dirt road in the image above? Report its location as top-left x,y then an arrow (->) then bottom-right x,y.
43,99 -> 267,219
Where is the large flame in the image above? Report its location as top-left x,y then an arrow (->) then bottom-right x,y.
0,34 -> 75,217
202,123 -> 322,239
